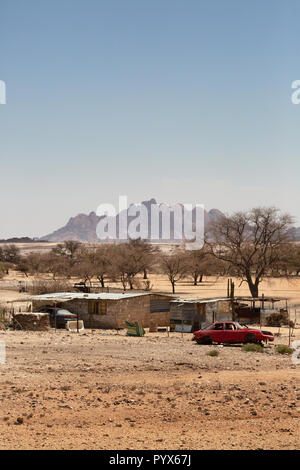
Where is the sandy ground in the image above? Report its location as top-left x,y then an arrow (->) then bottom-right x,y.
0,262 -> 300,450
0,328 -> 299,450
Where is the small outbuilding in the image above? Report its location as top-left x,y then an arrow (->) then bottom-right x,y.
233,296 -> 288,325
169,298 -> 232,332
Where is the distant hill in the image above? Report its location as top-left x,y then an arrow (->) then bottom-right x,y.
287,226 -> 300,242
40,199 -> 225,243
40,201 -> 300,243
0,237 -> 48,244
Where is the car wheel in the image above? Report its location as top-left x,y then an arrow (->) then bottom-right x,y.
244,333 -> 258,344
196,336 -> 212,345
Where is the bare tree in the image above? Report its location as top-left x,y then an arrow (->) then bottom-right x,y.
93,245 -> 112,287
281,243 -> 300,276
72,246 -> 95,286
39,253 -> 68,279
15,257 -> 30,277
51,240 -> 81,267
112,243 -> 145,290
25,253 -> 44,276
0,244 -> 21,264
207,207 -> 293,297
160,252 -> 188,294
127,239 -> 157,279
185,247 -> 210,285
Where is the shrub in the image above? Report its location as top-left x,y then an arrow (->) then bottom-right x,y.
276,345 -> 293,355
206,350 -> 219,357
242,344 -> 264,353
266,312 -> 288,326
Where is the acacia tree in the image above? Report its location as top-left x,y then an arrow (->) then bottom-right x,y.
207,207 -> 293,297
160,252 -> 188,294
93,245 -> 112,287
40,253 -> 68,279
51,240 -> 82,268
72,246 -> 96,286
185,247 -> 210,285
282,244 -> 300,276
25,253 -> 44,276
127,238 -> 157,279
112,243 -> 145,290
2,244 -> 21,264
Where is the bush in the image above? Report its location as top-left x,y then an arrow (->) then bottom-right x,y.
242,344 -> 264,353
276,345 -> 293,355
266,312 -> 288,326
206,350 -> 219,357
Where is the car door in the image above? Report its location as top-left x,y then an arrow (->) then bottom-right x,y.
223,322 -> 236,342
209,322 -> 225,342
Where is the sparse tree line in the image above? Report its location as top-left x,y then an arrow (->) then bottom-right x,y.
1,207 -> 300,297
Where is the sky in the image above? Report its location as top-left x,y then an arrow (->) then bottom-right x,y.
1,0 -> 300,238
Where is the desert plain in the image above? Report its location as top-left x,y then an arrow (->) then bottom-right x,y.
0,244 -> 299,450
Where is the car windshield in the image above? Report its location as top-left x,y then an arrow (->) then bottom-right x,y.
202,323 -> 214,330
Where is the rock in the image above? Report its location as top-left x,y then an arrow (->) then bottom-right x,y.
15,417 -> 24,425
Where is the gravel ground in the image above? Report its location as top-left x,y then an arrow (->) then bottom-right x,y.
0,329 -> 299,450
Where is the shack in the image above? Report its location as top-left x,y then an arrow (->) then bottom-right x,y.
30,292 -> 173,329
169,298 -> 232,332
233,296 -> 288,325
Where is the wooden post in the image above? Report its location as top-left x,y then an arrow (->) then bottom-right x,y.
288,306 -> 291,347
115,310 -> 119,335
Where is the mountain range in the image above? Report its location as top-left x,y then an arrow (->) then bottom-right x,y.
40,199 -> 224,243
40,199 -> 300,243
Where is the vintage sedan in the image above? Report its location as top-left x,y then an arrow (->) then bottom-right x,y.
41,307 -> 77,329
193,321 -> 274,345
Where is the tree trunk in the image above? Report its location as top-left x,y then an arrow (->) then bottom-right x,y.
246,275 -> 259,298
172,281 -> 175,294
143,269 -> 148,280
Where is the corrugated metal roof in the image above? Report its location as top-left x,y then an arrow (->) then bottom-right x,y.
170,296 -> 285,304
170,297 -> 231,304
30,292 -> 149,302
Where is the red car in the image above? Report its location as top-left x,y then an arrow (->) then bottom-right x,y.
193,321 -> 274,345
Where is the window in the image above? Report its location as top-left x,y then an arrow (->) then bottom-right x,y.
150,299 -> 170,313
99,300 -> 107,315
225,323 -> 236,330
88,301 -> 107,315
211,323 -> 224,330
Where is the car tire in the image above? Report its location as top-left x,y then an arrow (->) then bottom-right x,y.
244,333 -> 258,344
196,336 -> 212,345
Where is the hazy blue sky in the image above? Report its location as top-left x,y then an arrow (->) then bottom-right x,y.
1,0 -> 300,238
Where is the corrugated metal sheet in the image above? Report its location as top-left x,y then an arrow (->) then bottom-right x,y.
30,292 -> 149,302
170,297 -> 231,304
